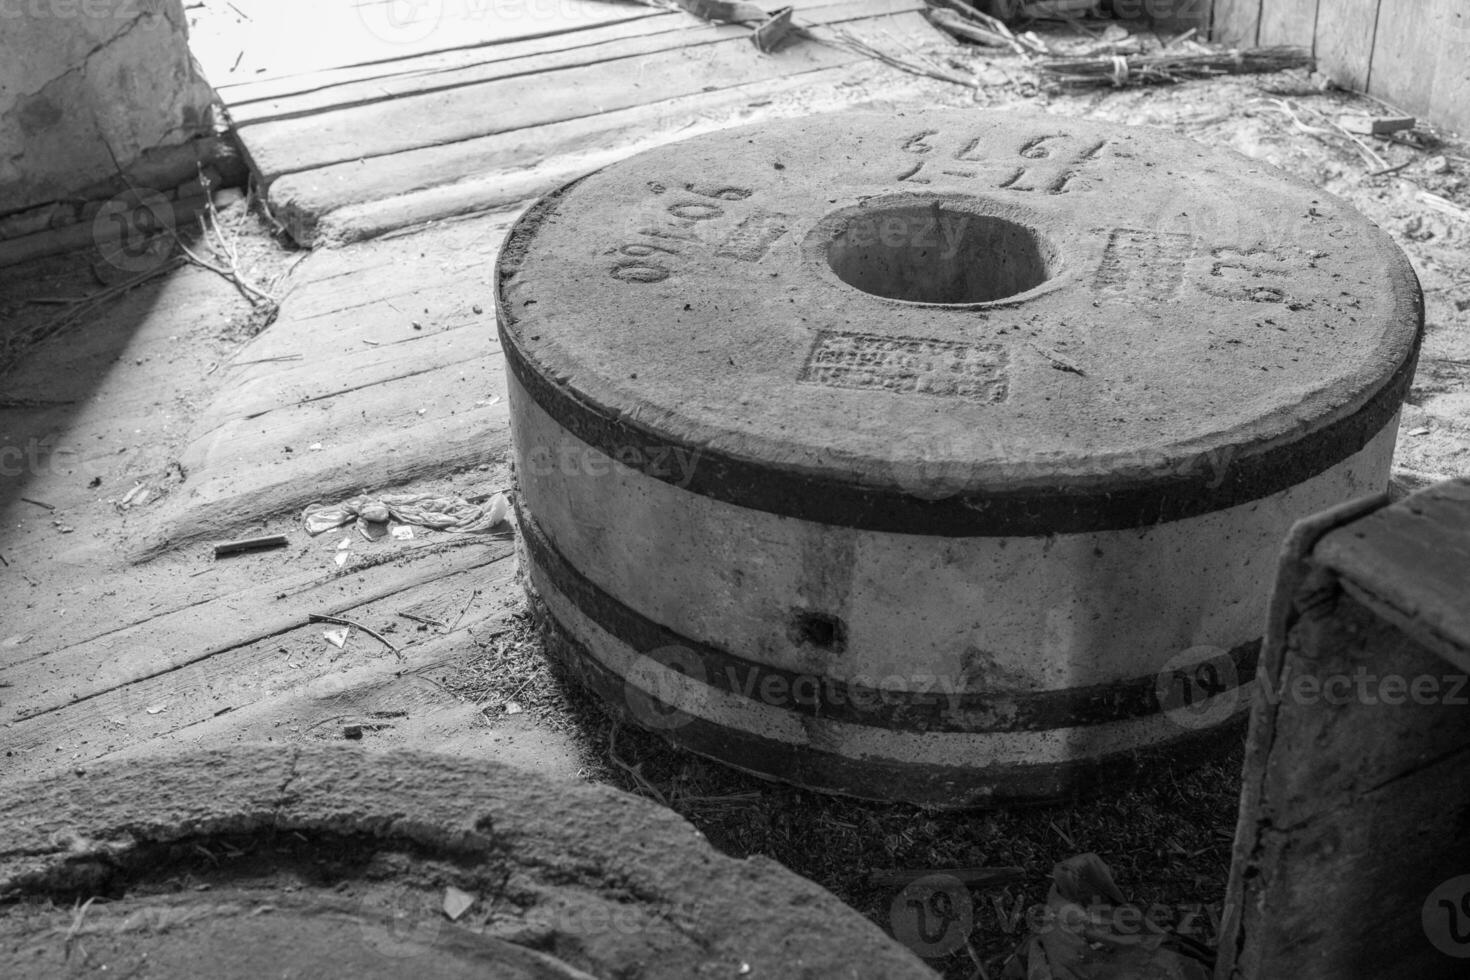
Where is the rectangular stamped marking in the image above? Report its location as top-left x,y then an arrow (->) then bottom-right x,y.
715,210 -> 790,262
1094,228 -> 1196,302
800,331 -> 1008,402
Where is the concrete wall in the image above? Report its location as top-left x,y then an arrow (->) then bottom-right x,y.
0,0 -> 214,216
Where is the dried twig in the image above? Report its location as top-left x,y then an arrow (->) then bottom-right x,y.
63,897 -> 96,962
0,259 -> 182,373
308,613 -> 402,659
1038,45 -> 1312,89
607,722 -> 669,807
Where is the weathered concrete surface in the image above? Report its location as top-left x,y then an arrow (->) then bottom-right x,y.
0,0 -> 213,215
498,109 -> 1423,806
0,745 -> 937,980
498,110 -> 1421,509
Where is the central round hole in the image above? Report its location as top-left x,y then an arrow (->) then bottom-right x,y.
826,203 -> 1054,304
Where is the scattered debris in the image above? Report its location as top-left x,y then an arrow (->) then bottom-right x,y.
1336,113 -> 1415,136
1418,191 -> 1470,224
1002,853 -> 1213,979
752,6 -> 794,53
504,700 -> 524,715
309,613 -> 402,659
19,497 -> 55,511
214,534 -> 290,558
62,897 -> 96,963
303,491 -> 509,536
1038,46 -> 1313,89
443,886 -> 475,921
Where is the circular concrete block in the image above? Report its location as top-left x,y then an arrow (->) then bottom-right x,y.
497,109 -> 1423,806
0,746 -> 934,979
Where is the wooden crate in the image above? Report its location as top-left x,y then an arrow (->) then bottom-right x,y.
1217,480 -> 1470,978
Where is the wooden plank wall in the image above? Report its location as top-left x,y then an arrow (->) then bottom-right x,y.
1209,0 -> 1470,137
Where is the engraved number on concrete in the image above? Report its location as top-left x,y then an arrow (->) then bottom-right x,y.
902,134 -> 1108,192
799,330 -> 1009,402
1094,228 -> 1197,302
609,183 -> 756,282
716,211 -> 791,262
997,138 -> 1108,194
901,130 -> 939,154
1199,246 -> 1292,303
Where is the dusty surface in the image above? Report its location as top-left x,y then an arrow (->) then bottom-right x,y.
0,19 -> 1468,980
499,109 -> 1419,497
0,745 -> 936,979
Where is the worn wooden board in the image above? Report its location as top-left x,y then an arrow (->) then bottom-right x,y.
1428,0 -> 1470,137
127,210 -> 518,559
224,0 -> 896,126
0,545 -> 519,781
290,58 -> 930,244
193,325 -> 500,432
1314,479 -> 1470,671
1219,483 -> 1470,979
1313,0 -> 1380,91
216,7 -> 686,108
187,0 -> 661,87
0,539 -> 511,719
1210,0 -> 1263,45
1220,590 -> 1470,979
1366,0 -> 1443,113
1256,0 -> 1318,46
236,6 -> 935,181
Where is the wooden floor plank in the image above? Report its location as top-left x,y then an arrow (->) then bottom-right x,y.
189,0 -> 658,88
136,393 -> 510,559
195,325 -> 501,432
238,9 -> 935,181
267,15 -> 942,243
0,548 -> 518,780
219,8 -> 688,107
226,0 -> 917,126
0,539 -> 512,722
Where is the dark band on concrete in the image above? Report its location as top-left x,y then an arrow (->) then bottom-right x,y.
538,599 -> 1249,808
499,295 -> 1417,537
519,506 -> 1259,733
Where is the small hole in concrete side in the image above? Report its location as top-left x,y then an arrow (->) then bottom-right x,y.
789,610 -> 847,653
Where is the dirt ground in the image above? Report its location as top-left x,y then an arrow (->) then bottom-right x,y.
3,23 -> 1469,979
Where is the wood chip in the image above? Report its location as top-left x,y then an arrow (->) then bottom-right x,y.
214,534 -> 290,557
